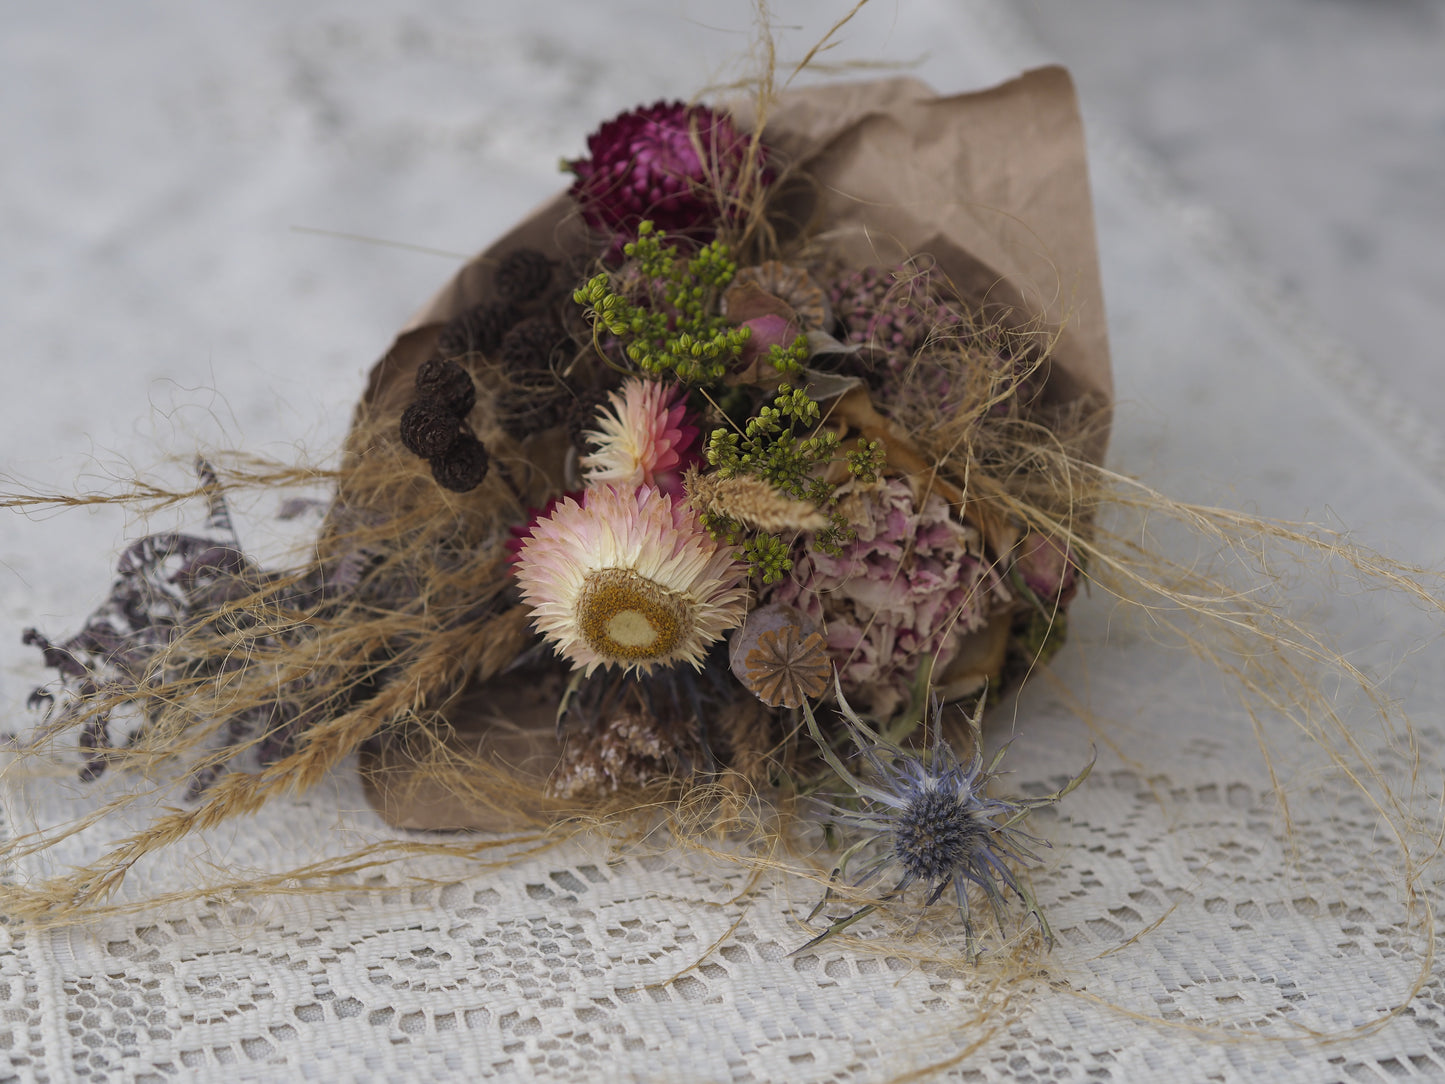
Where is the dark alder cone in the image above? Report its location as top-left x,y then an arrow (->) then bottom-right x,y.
429,434 -> 490,492
499,317 -> 568,374
565,387 -> 609,455
496,384 -> 567,442
414,357 -> 476,418
399,399 -> 460,458
494,248 -> 554,305
435,301 -> 520,360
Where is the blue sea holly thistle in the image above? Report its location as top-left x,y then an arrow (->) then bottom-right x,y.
799,678 -> 1094,958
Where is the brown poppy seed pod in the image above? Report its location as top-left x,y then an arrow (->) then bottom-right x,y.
435,301 -> 520,360
414,357 -> 477,418
429,434 -> 491,492
728,262 -> 832,331
399,399 -> 461,459
729,602 -> 831,709
493,248 -> 554,305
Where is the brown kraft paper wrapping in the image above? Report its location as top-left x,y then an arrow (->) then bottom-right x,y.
355,66 -> 1111,830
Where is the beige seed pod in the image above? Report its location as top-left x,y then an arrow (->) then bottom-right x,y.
686,469 -> 831,533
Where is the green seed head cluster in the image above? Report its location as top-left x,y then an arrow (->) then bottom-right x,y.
846,438 -> 885,484
742,534 -> 793,585
703,384 -> 874,579
707,384 -> 835,499
765,333 -> 810,376
572,222 -> 748,384
573,223 -> 885,585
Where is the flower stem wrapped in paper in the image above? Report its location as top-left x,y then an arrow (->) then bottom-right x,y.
10,66 -> 1110,943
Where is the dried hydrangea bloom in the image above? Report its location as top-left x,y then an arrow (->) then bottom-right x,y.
513,484 -> 747,676
829,266 -> 961,366
566,101 -> 768,250
771,478 -> 1008,717
581,377 -> 698,499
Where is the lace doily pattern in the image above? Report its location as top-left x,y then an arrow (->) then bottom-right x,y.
1,722 -> 1439,1084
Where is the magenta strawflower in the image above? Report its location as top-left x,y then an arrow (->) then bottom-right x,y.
566,101 -> 768,249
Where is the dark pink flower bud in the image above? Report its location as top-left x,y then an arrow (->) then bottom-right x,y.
566,101 -> 770,251
738,313 -> 799,367
1015,533 -> 1078,604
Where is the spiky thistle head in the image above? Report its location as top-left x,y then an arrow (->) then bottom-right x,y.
799,676 -> 1093,957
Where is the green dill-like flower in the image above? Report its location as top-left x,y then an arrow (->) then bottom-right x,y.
572,223 -> 749,385
742,534 -> 793,585
846,437 -> 886,483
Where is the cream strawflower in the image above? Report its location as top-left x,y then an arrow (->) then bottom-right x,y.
580,377 -> 697,496
513,484 -> 747,675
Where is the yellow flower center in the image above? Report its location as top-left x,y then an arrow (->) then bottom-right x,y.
577,567 -> 691,662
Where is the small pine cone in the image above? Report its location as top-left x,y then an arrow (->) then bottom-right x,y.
499,317 -> 568,374
436,302 -> 520,359
494,248 -> 554,304
400,399 -> 460,458
414,357 -> 476,418
429,434 -> 490,492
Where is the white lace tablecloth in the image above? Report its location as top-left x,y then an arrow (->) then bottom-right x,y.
3,3 -> 1443,1081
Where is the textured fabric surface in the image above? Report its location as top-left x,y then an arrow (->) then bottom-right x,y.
3,3 -> 1442,1081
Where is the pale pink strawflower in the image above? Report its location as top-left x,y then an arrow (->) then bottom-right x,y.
513,484 -> 747,676
580,377 -> 698,498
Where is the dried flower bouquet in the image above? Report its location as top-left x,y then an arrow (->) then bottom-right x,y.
12,69 -> 1111,945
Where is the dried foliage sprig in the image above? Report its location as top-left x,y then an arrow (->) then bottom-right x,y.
573,224 -> 749,384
